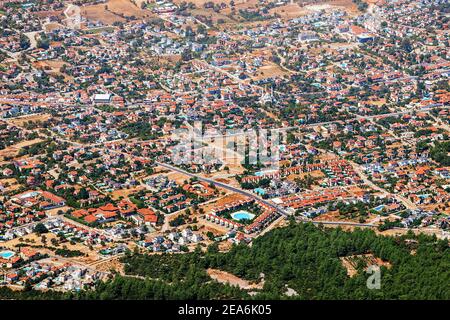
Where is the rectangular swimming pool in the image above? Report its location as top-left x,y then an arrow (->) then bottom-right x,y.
0,250 -> 15,259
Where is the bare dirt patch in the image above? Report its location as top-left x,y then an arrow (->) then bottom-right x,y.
164,170 -> 192,184
7,113 -> 51,127
0,178 -> 20,193
269,3 -> 311,19
207,268 -> 263,290
45,206 -> 72,216
189,8 -> 235,25
2,232 -> 98,263
313,209 -> 378,223
91,256 -> 124,273
0,138 -> 44,161
81,0 -> 154,25
303,0 -> 360,16
110,186 -> 146,200
340,253 -> 392,277
44,23 -> 65,32
252,62 -> 289,81
34,60 -> 73,81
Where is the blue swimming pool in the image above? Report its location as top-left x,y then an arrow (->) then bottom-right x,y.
254,188 -> 266,195
0,250 -> 15,259
231,211 -> 255,221
255,169 -> 277,177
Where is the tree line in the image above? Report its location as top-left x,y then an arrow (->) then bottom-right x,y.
0,222 -> 448,300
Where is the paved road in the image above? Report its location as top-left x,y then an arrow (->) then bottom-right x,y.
349,160 -> 418,210
159,162 -> 360,233
156,162 -> 382,230
156,161 -> 290,216
201,105 -> 450,139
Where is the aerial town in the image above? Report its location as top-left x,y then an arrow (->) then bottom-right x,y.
0,0 -> 448,301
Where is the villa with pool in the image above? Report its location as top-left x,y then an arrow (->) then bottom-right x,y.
204,197 -> 279,234
0,250 -> 20,268
0,250 -> 15,260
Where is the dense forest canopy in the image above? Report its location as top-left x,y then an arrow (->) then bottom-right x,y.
0,223 -> 448,300
430,141 -> 450,166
